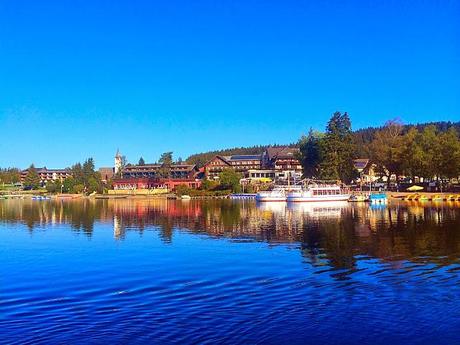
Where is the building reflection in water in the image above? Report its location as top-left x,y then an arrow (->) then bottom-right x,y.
1,198 -> 460,270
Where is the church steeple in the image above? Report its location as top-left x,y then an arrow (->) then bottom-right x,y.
114,149 -> 122,174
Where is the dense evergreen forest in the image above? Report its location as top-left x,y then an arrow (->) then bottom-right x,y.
186,121 -> 460,166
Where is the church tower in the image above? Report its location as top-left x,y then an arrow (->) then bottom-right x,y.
114,149 -> 122,174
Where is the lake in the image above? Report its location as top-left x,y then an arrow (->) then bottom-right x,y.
1,199 -> 460,344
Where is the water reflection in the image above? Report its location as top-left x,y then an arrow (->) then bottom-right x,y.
1,199 -> 460,270
2,199 -> 460,344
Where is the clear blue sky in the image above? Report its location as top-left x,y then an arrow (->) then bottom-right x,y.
1,0 -> 458,169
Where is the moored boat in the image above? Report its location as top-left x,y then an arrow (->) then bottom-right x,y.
286,183 -> 350,202
369,193 -> 387,204
349,194 -> 368,202
256,187 -> 287,202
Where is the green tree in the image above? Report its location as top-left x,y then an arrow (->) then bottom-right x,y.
0,168 -> 21,184
82,158 -> 95,180
45,180 -> 60,193
175,184 -> 191,196
69,158 -> 103,194
219,168 -> 242,193
370,120 -> 405,186
71,163 -> 84,185
318,112 -> 357,183
401,127 -> 424,180
201,179 -> 218,191
73,184 -> 85,194
23,164 -> 41,190
63,177 -> 76,193
158,152 -> 173,178
438,127 -> 460,180
87,176 -> 103,194
298,128 -> 322,178
138,157 -> 145,165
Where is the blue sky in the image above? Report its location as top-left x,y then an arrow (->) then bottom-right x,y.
0,0 -> 458,168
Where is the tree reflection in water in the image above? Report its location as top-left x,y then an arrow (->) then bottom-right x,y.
1,199 -> 460,269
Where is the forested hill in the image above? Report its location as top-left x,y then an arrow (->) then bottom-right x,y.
354,121 -> 460,145
186,144 -> 296,166
186,121 -> 460,166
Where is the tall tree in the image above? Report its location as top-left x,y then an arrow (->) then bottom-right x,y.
82,158 -> 95,179
138,157 -> 145,166
318,112 -> 357,183
370,120 -> 405,186
71,163 -> 84,185
219,168 -> 242,193
0,168 -> 21,184
415,125 -> 441,180
401,127 -> 424,180
158,152 -> 173,178
23,164 -> 41,190
438,127 -> 460,180
298,128 -> 322,179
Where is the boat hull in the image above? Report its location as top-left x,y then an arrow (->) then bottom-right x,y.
256,196 -> 287,202
287,195 -> 350,202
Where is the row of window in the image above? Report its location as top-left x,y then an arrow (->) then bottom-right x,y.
312,190 -> 342,196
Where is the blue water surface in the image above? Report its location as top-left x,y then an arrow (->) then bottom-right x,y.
1,199 -> 460,344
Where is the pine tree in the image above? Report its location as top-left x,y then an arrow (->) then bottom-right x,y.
318,112 -> 357,183
298,128 -> 322,178
158,152 -> 173,178
23,164 -> 41,190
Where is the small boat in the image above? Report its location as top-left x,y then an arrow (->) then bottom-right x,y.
404,194 -> 418,201
286,183 -> 350,203
369,193 -> 387,204
414,194 -> 428,201
181,195 -> 191,200
349,194 -> 368,202
431,195 -> 443,201
256,187 -> 287,202
31,196 -> 51,200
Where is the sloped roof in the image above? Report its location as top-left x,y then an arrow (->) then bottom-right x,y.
124,164 -> 197,171
203,155 -> 232,167
229,154 -> 262,161
353,159 -> 370,170
266,147 -> 299,160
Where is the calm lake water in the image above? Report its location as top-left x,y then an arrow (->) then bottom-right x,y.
1,199 -> 460,344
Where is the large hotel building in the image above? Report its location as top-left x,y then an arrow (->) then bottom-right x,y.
110,146 -> 302,191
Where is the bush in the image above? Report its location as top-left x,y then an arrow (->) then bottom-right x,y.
175,184 -> 192,196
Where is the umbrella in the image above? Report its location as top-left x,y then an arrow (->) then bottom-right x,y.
407,185 -> 424,191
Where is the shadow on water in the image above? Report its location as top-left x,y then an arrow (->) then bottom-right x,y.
1,198 -> 460,269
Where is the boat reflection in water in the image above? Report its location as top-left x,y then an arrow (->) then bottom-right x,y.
1,198 -> 459,264
286,201 -> 348,218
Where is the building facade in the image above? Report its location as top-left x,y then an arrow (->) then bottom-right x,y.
112,177 -> 201,191
353,159 -> 377,183
203,147 -> 302,181
203,155 -> 262,179
122,164 -> 199,179
112,162 -> 201,191
20,167 -> 72,184
263,147 -> 302,173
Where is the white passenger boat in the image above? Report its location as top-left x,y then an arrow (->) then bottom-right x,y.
286,183 -> 350,202
256,187 -> 287,202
